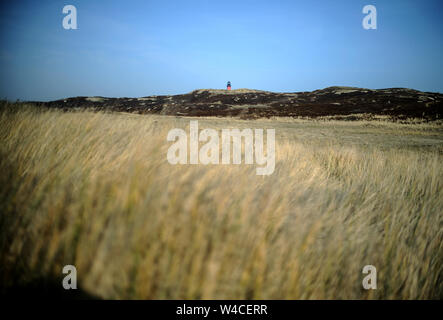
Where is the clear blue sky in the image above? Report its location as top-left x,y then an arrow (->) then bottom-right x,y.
0,0 -> 442,101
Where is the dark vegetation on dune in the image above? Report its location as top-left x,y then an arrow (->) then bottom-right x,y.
31,86 -> 443,120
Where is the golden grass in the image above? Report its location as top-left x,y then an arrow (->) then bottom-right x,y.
0,104 -> 442,299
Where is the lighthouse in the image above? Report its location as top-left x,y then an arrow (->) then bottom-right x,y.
227,81 -> 231,91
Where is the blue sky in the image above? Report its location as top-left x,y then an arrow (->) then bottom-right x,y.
0,0 -> 442,101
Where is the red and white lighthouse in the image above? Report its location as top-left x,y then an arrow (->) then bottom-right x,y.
227,81 -> 231,91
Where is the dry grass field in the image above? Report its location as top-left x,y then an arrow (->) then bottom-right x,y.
0,103 -> 442,299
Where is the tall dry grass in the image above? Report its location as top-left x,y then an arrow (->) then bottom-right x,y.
0,104 -> 442,299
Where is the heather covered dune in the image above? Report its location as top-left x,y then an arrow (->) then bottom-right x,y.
36,86 -> 443,120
